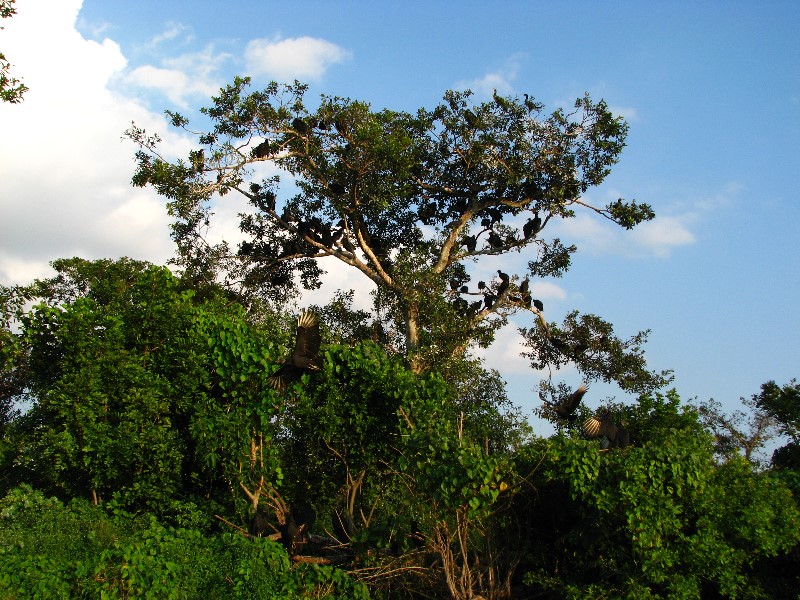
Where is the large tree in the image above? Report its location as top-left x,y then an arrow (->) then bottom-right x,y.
127,77 -> 668,393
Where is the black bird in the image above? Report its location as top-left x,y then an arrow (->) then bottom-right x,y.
497,270 -> 510,296
533,299 -> 544,312
292,117 -> 309,135
488,231 -> 504,248
252,140 -> 271,159
462,235 -> 478,252
268,311 -> 322,391
553,384 -> 588,421
459,286 -> 469,294
483,293 -> 497,310
463,109 -> 478,128
477,280 -> 486,290
519,278 -> 529,295
523,214 -> 541,239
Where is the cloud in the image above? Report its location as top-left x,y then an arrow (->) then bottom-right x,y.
142,22 -> 194,50
0,0 -> 184,286
123,45 -> 230,108
456,53 -> 526,99
553,206 -> 695,259
474,324 -> 536,374
244,36 -> 351,82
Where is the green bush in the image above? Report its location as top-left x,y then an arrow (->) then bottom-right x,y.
0,485 -> 368,599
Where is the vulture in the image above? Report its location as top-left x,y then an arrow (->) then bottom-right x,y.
252,140 -> 271,159
523,214 -> 542,239
553,384 -> 588,421
463,109 -> 478,128
291,117 -> 309,135
496,270 -> 510,296
462,235 -> 478,252
583,409 -> 629,449
533,299 -> 544,312
268,311 -> 322,391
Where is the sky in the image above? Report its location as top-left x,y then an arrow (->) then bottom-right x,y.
2,0 -> 799,435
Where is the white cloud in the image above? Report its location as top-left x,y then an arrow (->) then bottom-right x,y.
553,208 -> 695,259
630,215 -> 695,257
244,35 -> 352,82
474,324 -> 534,374
0,0 -> 184,286
143,22 -> 194,50
123,45 -> 230,108
456,53 -> 526,99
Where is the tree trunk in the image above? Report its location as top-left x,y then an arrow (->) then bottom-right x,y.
405,301 -> 424,373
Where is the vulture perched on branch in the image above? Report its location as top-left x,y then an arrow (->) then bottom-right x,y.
583,409 -> 629,449
268,310 -> 322,391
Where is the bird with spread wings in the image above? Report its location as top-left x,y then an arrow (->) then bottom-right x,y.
268,310 -> 322,391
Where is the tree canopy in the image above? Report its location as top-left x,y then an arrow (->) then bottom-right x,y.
126,77 -> 669,395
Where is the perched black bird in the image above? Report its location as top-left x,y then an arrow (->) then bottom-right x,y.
488,231 -> 504,248
523,214 -> 542,239
497,270 -> 510,296
484,293 -> 497,310
252,140 -> 271,159
462,235 -> 478,252
268,311 -> 322,391
519,278 -> 530,295
292,117 -> 309,135
459,286 -> 469,294
463,109 -> 478,128
477,280 -> 486,290
533,299 -> 544,312
553,384 -> 588,421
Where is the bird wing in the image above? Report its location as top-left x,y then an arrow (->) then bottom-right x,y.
268,364 -> 302,391
582,416 -> 603,438
291,310 -> 321,368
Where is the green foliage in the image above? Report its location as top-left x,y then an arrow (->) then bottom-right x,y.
0,485 -> 368,599
518,416 -> 800,599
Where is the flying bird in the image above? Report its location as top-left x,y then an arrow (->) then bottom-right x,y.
268,311 -> 322,391
553,384 -> 588,421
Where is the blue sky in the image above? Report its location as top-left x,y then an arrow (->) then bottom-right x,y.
2,0 -> 798,434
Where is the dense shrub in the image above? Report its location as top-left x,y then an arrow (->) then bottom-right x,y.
0,485 -> 368,599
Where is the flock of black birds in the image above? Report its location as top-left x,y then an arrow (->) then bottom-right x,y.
450,269 -> 543,319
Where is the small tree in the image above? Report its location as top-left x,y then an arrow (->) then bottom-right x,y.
126,77 -> 669,394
